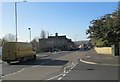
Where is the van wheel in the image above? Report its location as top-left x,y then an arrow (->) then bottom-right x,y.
33,55 -> 36,60
7,61 -> 11,65
19,57 -> 24,63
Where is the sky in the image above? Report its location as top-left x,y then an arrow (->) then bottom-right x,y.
1,1 -> 118,42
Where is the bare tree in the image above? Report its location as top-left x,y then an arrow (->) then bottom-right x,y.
0,38 -> 8,46
3,34 -> 16,42
47,31 -> 49,37
40,30 -> 46,39
31,38 -> 39,52
33,37 -> 39,42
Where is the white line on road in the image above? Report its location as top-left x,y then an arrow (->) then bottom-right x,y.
80,54 -> 98,65
2,68 -> 25,78
62,74 -> 66,77
46,73 -> 64,80
46,62 -> 76,80
66,71 -> 69,74
58,77 -> 62,80
57,62 -> 78,80
79,54 -> 120,66
2,56 -> 51,78
80,59 -> 97,64
2,63 -> 43,78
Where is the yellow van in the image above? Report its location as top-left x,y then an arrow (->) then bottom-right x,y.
2,42 -> 36,64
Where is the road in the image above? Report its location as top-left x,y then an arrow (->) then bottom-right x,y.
57,61 -> 119,80
1,50 -> 119,81
2,51 -> 76,80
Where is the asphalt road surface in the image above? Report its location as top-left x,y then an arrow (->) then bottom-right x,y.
2,51 -> 74,77
1,50 -> 119,81
58,61 -> 119,80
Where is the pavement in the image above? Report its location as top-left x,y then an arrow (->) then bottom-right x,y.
81,49 -> 120,66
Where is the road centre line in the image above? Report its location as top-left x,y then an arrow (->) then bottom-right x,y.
58,77 -> 62,80
57,63 -> 78,80
46,62 -> 75,80
62,74 -> 66,77
66,71 -> 69,74
46,73 -> 64,80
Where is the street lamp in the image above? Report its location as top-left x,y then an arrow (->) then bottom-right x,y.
28,27 -> 31,42
15,0 -> 27,42
15,2 -> 17,42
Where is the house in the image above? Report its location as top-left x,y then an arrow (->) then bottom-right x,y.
39,33 -> 76,52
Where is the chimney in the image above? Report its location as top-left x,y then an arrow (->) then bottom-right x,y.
55,33 -> 58,36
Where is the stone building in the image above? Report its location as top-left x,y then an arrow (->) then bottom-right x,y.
39,33 -> 76,52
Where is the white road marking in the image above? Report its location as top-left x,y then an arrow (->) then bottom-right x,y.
80,54 -> 119,66
68,70 -> 71,72
80,54 -> 98,65
80,59 -> 97,64
2,63 -> 44,78
57,63 -> 78,80
62,74 -> 66,77
66,71 -> 69,74
46,73 -> 64,80
2,68 -> 25,78
30,65 -> 39,68
58,77 -> 62,80
46,62 -> 76,80
64,68 -> 66,73
59,63 -> 78,80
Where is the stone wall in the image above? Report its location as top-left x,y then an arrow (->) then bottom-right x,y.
94,47 -> 112,55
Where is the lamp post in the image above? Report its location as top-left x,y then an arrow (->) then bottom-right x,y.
28,27 -> 31,42
14,0 -> 27,42
15,2 -> 18,42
